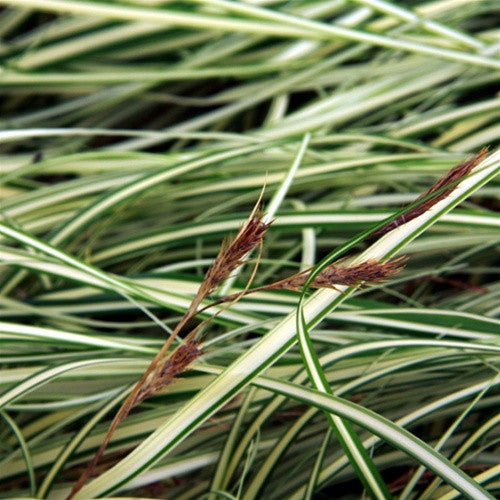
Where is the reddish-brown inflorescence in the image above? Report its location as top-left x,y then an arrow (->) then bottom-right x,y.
136,340 -> 203,404
202,214 -> 271,297
199,256 -> 407,311
273,256 -> 407,291
370,149 -> 487,239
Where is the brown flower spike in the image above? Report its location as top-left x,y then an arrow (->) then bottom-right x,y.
202,214 -> 271,298
280,257 -> 407,291
137,340 -> 203,404
370,149 -> 488,239
200,256 -> 406,311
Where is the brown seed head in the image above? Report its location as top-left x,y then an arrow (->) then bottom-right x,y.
202,214 -> 271,296
275,256 -> 406,291
370,149 -> 488,239
136,340 -> 203,403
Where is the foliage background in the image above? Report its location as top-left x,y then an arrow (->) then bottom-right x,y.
0,1 -> 499,499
